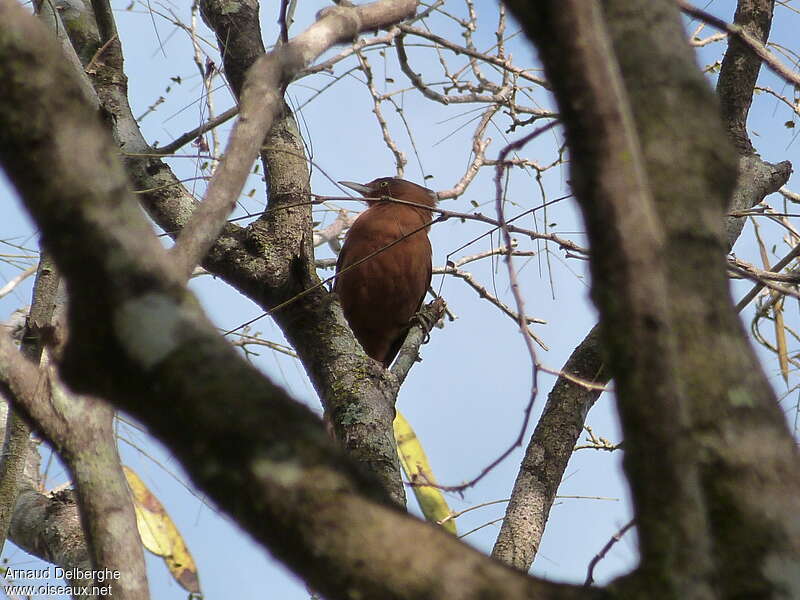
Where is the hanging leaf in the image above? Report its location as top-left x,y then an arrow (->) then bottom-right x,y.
751,217 -> 789,385
774,297 -> 789,383
123,467 -> 201,594
393,412 -> 456,535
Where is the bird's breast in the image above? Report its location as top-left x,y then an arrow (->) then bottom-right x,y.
334,199 -> 434,366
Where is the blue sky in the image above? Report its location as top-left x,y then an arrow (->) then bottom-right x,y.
1,0 -> 798,598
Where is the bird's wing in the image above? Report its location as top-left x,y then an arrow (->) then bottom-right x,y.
418,254 -> 433,313
383,239 -> 433,368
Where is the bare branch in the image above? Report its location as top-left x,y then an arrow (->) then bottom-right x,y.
434,260 -> 547,343
679,0 -> 800,90
158,106 -> 238,155
171,0 -> 419,280
354,47 -> 408,175
736,241 -> 800,311
0,265 -> 36,299
390,297 -> 446,386
492,324 -> 607,569
0,254 -> 60,554
584,520 -> 635,586
397,23 -> 549,88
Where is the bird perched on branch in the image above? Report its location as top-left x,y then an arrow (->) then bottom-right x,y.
335,177 -> 437,368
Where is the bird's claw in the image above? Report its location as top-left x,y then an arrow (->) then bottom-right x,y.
408,312 -> 430,343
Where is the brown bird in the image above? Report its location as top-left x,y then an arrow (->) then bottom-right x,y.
335,177 -> 437,367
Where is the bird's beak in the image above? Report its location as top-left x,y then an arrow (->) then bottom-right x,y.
338,181 -> 373,196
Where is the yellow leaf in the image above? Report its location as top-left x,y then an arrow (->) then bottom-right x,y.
123,467 -> 201,594
393,412 -> 457,535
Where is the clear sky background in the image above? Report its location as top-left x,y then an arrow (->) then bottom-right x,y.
1,0 -> 798,598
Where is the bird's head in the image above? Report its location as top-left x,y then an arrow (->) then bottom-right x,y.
339,177 -> 437,209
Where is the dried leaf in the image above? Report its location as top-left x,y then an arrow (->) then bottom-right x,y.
393,412 -> 456,535
774,298 -> 789,383
123,467 -> 201,594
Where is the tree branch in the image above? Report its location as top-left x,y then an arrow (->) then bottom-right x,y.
0,320 -> 148,600
390,297 -> 446,388
502,2 -> 716,594
59,0 -> 415,507
0,347 -> 96,600
602,0 -> 799,594
492,325 -> 606,569
678,0 -> 800,94
2,433 -> 98,600
0,254 -> 60,553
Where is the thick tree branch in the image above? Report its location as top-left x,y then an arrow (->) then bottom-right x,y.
0,323 -> 148,600
88,0 -> 115,43
492,325 -> 606,569
0,404 -> 32,550
503,2 -> 717,595
51,373 -> 148,600
0,255 -> 60,553
714,0 -> 792,243
196,0 -> 416,505
602,0 -> 800,595
726,155 -> 791,247
1,431 -> 98,600
0,12 -> 145,600
0,348 -> 98,600
715,0 -> 776,153
678,0 -> 800,92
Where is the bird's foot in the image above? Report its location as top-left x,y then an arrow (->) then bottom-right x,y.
410,297 -> 447,344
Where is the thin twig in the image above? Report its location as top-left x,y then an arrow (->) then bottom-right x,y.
157,107 -> 238,155
457,517 -> 504,539
729,263 -> 800,302
735,242 -> 800,311
584,519 -> 635,586
422,123 -> 559,495
0,266 -> 37,299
